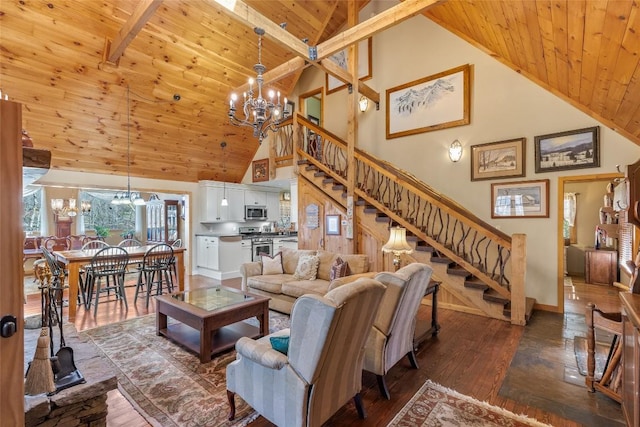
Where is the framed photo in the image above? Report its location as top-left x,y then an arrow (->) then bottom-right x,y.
284,100 -> 295,117
386,64 -> 471,139
325,214 -> 341,235
471,138 -> 526,181
252,159 -> 269,183
534,126 -> 600,173
491,179 -> 550,219
325,38 -> 372,94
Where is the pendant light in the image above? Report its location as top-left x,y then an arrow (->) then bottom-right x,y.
221,141 -> 229,207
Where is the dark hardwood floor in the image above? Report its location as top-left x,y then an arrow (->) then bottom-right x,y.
23,273 -> 624,427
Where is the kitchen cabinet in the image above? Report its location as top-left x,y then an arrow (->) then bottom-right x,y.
266,192 -> 280,222
201,183 -> 244,222
241,239 -> 252,264
245,190 -> 266,206
273,237 -> 298,252
196,236 -> 219,271
585,248 -> 618,286
147,199 -> 179,243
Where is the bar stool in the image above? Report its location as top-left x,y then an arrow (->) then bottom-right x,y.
134,243 -> 174,308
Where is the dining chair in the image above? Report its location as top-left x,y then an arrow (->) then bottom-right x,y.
68,234 -> 86,250
134,243 -> 174,308
43,236 -> 71,252
81,235 -> 102,246
78,240 -> 110,307
84,246 -> 130,316
117,238 -> 142,248
168,239 -> 183,287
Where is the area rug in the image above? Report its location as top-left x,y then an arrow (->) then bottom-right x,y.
387,380 -> 551,426
573,335 -> 611,380
79,311 -> 290,427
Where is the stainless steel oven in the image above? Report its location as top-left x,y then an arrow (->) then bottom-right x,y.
252,237 -> 273,262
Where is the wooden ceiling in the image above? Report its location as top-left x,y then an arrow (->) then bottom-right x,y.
2,0 -> 639,185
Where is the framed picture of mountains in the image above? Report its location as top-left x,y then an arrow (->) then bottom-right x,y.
386,64 -> 471,139
471,138 -> 526,181
534,126 -> 600,173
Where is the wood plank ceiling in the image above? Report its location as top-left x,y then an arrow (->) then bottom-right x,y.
1,0 -> 639,185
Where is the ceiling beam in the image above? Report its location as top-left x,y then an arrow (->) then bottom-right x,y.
105,0 -> 164,64
218,0 -> 444,104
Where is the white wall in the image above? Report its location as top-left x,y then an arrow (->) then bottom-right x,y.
293,15 -> 640,307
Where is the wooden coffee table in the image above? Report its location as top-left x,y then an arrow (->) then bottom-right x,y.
155,286 -> 270,363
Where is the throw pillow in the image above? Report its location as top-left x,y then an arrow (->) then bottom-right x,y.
293,254 -> 320,280
270,335 -> 290,355
261,252 -> 284,275
329,257 -> 350,280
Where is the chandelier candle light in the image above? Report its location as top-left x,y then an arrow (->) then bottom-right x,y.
228,28 -> 290,143
382,226 -> 414,271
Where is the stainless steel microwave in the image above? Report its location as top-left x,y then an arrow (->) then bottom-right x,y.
245,205 -> 267,221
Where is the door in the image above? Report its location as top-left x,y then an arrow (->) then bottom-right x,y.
0,100 -> 24,423
298,183 -> 325,250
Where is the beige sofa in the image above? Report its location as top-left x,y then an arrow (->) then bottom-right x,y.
240,247 -> 373,314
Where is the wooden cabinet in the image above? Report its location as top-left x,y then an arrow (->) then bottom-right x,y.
585,248 -> 618,285
147,199 -> 179,244
621,292 -> 640,427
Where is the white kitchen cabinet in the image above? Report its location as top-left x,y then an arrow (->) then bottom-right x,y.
273,237 -> 298,253
245,190 -> 267,206
196,236 -> 219,270
241,239 -> 252,264
266,192 -> 280,222
201,183 -> 245,222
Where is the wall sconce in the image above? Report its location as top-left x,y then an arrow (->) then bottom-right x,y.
358,95 -> 369,113
448,139 -> 463,162
382,226 -> 413,271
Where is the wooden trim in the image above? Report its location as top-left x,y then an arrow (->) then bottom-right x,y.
0,100 -> 24,424
557,173 -> 624,313
106,0 -> 163,63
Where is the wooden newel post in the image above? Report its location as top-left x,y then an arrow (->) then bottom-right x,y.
510,233 -> 527,326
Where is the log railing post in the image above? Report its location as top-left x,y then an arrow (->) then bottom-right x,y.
510,233 -> 527,325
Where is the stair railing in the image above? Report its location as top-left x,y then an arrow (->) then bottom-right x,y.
285,115 -> 527,325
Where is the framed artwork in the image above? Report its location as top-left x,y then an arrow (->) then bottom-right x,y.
491,179 -> 549,219
325,38 -> 373,94
325,214 -> 341,235
252,159 -> 269,183
284,100 -> 295,117
534,126 -> 600,173
471,138 -> 526,181
386,64 -> 471,139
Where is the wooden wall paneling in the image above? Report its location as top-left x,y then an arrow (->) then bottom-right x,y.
297,178 -> 325,251
0,100 -> 25,424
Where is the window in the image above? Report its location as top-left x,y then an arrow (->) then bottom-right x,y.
81,191 -> 135,233
563,193 -> 577,244
23,188 -> 42,233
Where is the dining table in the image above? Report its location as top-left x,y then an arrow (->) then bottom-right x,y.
54,244 -> 186,321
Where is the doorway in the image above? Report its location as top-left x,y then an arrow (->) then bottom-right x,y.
299,88 -> 323,126
558,173 -> 623,314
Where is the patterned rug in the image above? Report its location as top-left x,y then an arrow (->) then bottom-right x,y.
387,380 -> 552,427
79,311 -> 290,427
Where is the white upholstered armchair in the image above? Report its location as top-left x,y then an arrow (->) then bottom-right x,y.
226,277 -> 386,426
363,263 -> 434,399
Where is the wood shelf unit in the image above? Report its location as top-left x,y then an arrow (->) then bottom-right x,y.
585,248 -> 619,286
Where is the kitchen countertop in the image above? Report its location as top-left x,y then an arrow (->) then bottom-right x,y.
196,232 -> 297,240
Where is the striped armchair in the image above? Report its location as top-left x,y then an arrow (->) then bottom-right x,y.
363,263 -> 434,399
226,277 -> 386,426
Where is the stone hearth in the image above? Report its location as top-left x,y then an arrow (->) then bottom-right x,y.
24,323 -> 117,427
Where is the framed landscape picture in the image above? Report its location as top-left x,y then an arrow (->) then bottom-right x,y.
325,38 -> 372,94
491,179 -> 549,219
471,138 -> 526,181
534,126 -> 600,173
386,64 -> 471,139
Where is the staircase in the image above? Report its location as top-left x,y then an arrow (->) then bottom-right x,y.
274,115 -> 534,325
